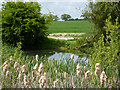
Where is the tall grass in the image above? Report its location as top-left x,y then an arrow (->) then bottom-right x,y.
0,46 -> 119,88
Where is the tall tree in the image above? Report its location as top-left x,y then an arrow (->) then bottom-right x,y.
61,14 -> 71,21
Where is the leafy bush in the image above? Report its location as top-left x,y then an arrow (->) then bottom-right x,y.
89,16 -> 120,77
2,2 -> 48,49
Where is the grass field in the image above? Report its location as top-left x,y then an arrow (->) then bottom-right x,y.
47,20 -> 94,34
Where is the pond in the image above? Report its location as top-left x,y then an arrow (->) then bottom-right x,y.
48,52 -> 89,64
24,50 -> 89,64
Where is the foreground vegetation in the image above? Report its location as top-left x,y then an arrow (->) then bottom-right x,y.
0,47 -> 119,88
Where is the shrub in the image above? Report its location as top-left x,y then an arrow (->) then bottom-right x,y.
2,2 -> 48,49
89,16 -> 120,77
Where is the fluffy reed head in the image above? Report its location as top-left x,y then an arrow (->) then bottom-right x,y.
100,71 -> 107,85
22,65 -> 26,73
76,63 -> 81,76
71,54 -> 74,60
36,54 -> 39,61
33,63 -> 38,70
9,56 -> 13,62
85,70 -> 90,80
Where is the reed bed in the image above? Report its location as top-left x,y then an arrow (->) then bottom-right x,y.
0,54 -> 119,88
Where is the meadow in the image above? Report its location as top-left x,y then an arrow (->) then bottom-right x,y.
47,20 -> 95,34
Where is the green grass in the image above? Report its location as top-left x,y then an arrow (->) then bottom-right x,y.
47,20 -> 94,34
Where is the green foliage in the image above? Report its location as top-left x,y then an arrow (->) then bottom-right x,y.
2,2 -> 48,49
82,2 -> 120,33
43,14 -> 59,22
89,16 -> 120,77
61,14 -> 72,21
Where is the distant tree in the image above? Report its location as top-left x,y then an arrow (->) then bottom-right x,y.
53,15 -> 59,21
43,13 -> 59,22
61,14 -> 71,21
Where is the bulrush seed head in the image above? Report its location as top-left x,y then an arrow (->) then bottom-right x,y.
76,63 -> 81,70
32,71 -> 35,78
39,76 -> 46,84
33,63 -> 38,70
64,72 -> 68,79
53,79 -> 59,88
9,56 -> 13,62
3,61 -> 8,67
84,66 -> 86,72
18,71 -> 22,82
100,71 -> 107,85
36,55 -> 39,61
85,70 -> 90,80
22,65 -> 26,73
71,54 -> 74,60
40,62 -> 43,69
14,62 -> 19,69
76,63 -> 81,76
24,74 -> 27,83
6,71 -> 10,77
3,64 -> 8,72
95,63 -> 101,76
95,63 -> 100,68
44,72 -> 47,78
38,62 -> 43,73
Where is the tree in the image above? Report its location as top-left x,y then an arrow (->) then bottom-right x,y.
52,15 -> 59,21
82,2 -> 120,34
61,14 -> 71,21
2,2 -> 48,49
44,14 -> 59,22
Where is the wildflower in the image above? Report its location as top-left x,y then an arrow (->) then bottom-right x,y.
76,63 -> 81,76
22,65 -> 26,73
36,54 -> 39,61
100,71 -> 107,85
9,56 -> 13,62
71,54 -> 74,60
85,70 -> 90,80
6,71 -> 10,77
33,63 -> 38,70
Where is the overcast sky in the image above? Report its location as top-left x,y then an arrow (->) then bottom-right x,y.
40,2 -> 89,19
0,0 -> 91,19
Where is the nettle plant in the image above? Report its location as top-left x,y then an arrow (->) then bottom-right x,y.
89,16 -> 120,77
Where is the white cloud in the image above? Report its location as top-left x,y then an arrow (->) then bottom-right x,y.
40,2 -> 88,19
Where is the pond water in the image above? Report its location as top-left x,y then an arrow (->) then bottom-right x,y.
24,50 -> 89,64
48,52 -> 89,64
